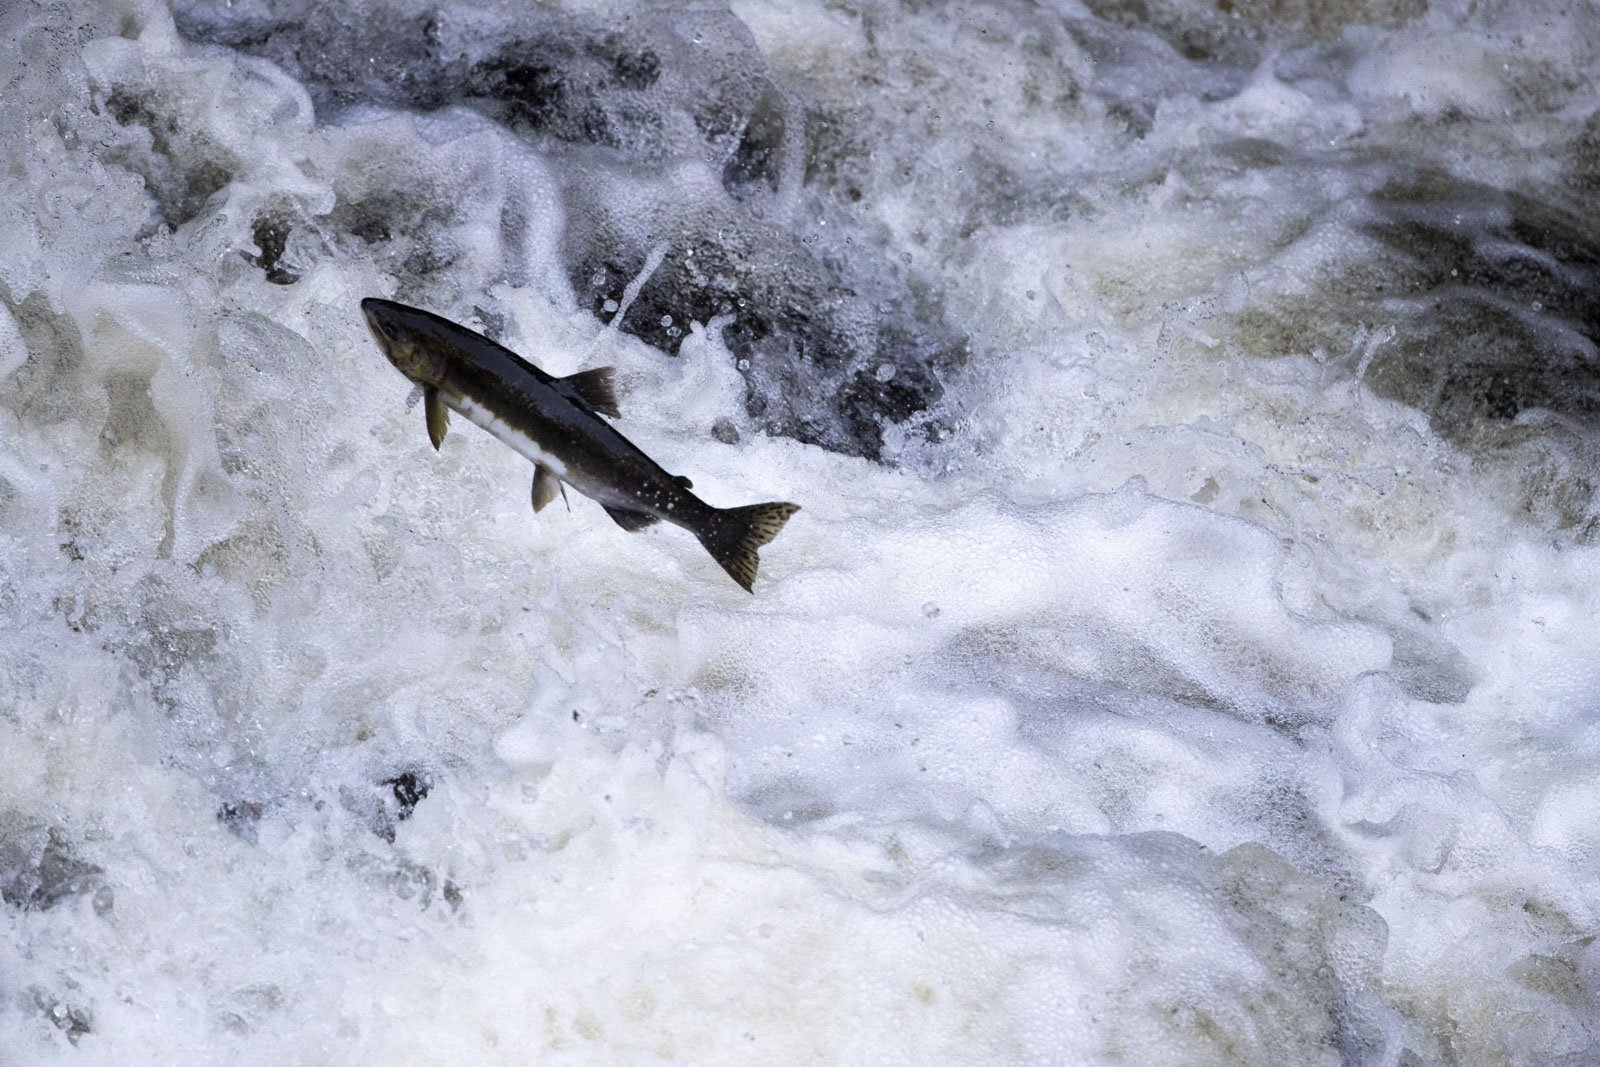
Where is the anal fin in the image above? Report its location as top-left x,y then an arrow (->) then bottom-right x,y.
532,465 -> 568,513
603,505 -> 660,531
425,385 -> 449,450
557,367 -> 620,418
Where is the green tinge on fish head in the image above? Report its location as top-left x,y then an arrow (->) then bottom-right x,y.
362,297 -> 449,386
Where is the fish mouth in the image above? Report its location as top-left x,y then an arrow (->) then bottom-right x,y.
361,297 -> 395,355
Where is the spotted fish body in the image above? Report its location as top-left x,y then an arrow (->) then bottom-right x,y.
361,298 -> 798,591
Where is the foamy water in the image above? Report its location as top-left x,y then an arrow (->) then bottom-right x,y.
3,0 -> 1599,1062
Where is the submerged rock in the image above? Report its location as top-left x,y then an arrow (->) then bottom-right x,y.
172,3 -> 968,460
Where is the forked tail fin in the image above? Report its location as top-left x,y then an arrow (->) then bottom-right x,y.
697,502 -> 800,592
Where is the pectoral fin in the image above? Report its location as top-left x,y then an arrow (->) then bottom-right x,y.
603,505 -> 660,531
531,465 -> 569,513
425,386 -> 450,450
557,367 -> 620,418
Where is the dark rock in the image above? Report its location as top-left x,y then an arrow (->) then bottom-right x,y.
217,800 -> 264,844
34,990 -> 92,1045
246,214 -> 300,285
171,4 -> 969,462
99,86 -> 238,229
1233,170 -> 1600,537
720,84 -> 787,197
1359,179 -> 1600,437
383,769 -> 432,822
1,826 -> 105,913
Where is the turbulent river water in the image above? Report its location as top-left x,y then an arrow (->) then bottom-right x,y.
4,0 -> 1600,1062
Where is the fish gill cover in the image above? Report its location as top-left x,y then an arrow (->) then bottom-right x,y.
2,0 -> 1600,1063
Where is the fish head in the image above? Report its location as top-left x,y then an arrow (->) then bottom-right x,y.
362,297 -> 448,385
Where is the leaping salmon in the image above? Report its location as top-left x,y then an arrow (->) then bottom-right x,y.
361,298 -> 798,592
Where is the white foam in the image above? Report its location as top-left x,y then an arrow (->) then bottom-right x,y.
4,0 -> 1600,1061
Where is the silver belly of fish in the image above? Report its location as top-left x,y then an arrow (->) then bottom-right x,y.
448,393 -> 569,480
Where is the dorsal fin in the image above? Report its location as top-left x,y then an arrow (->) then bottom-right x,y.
675,475 -> 693,489
558,367 -> 620,418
